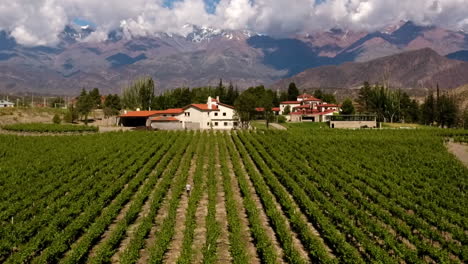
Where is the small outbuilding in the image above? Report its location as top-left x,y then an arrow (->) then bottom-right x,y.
0,100 -> 14,108
119,110 -> 159,127
150,116 -> 183,130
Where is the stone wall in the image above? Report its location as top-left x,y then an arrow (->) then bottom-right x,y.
330,120 -> 377,129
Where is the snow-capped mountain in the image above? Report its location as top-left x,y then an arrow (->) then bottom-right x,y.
0,21 -> 468,95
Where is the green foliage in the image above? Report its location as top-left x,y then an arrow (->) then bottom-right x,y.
76,89 -> 94,124
341,98 -> 355,115
287,82 -> 299,101
103,94 -> 122,118
52,114 -> 61,124
234,85 -> 276,128
422,88 -> 459,127
2,123 -> 98,133
314,89 -> 337,104
88,88 -> 102,109
277,115 -> 287,123
63,105 -> 79,123
122,77 -> 155,110
283,105 -> 291,115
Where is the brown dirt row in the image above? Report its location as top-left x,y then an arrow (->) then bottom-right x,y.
224,141 -> 261,264
161,153 -> 197,263
214,141 -> 232,263
137,148 -> 197,264
190,153 -> 209,264
228,136 -> 286,264
237,138 -> 311,263
86,177 -> 153,259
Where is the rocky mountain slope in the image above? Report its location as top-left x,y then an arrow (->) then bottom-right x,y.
271,48 -> 468,97
0,22 -> 467,95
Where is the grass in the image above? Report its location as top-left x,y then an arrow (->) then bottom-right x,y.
2,123 -> 99,133
283,122 -> 330,129
382,122 -> 425,128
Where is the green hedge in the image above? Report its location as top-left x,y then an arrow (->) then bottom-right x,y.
2,123 -> 98,133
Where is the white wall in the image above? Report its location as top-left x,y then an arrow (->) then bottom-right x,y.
280,103 -> 300,115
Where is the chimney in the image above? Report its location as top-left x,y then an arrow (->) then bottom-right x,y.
216,96 -> 220,102
207,96 -> 212,109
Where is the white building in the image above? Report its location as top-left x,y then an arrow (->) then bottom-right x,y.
282,93 -> 342,123
120,96 -> 238,130
0,100 -> 14,108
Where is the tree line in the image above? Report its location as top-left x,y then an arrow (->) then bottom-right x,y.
356,82 -> 466,128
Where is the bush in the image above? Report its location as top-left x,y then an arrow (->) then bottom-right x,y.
52,114 -> 61,124
277,115 -> 287,123
2,123 -> 98,133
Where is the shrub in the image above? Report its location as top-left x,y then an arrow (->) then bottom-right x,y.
277,115 -> 287,123
52,114 -> 61,124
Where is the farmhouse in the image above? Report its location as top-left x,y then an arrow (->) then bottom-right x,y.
0,100 -> 14,108
119,96 -> 238,130
281,94 -> 341,122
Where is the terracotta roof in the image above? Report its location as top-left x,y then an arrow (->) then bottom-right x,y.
217,102 -> 235,109
280,101 -> 301,104
151,116 -> 180,122
185,104 -> 220,111
255,107 -> 281,112
120,111 -> 160,117
154,108 -> 184,114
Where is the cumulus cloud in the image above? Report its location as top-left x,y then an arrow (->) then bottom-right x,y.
0,0 -> 467,46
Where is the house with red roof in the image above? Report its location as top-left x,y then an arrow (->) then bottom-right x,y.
279,93 -> 341,122
120,96 -> 238,130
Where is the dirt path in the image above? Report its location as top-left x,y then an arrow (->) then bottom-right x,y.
191,156 -> 209,264
225,144 -> 261,264
86,177 -> 150,259
447,142 -> 468,167
229,137 -> 286,263
161,154 -> 197,263
269,123 -> 287,130
137,152 -> 196,264
214,142 -> 232,263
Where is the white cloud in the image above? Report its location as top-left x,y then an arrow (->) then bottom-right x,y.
0,0 -> 467,46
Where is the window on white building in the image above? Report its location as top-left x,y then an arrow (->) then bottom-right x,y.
233,122 -> 238,126
224,122 -> 228,126
185,112 -> 190,117
214,122 -> 218,126
214,112 -> 218,116
223,112 -> 226,116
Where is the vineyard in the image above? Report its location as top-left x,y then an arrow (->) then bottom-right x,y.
1,123 -> 99,133
0,129 -> 467,263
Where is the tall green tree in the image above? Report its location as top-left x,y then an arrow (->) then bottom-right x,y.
287,82 -> 299,101
103,94 -> 122,118
234,87 -> 258,128
341,99 -> 355,115
89,88 -> 102,108
357,81 -> 372,112
122,77 -> 155,110
421,94 -> 437,125
76,89 -> 94,124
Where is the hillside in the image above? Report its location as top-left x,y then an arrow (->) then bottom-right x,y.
0,22 -> 468,95
272,48 -> 468,96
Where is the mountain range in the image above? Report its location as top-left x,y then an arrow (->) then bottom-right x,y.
0,21 -> 468,95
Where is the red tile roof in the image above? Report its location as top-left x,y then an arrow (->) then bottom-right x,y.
154,108 -> 184,114
217,102 -> 235,109
185,104 -> 220,111
120,111 -> 160,117
151,116 -> 180,122
280,101 -> 301,104
255,107 -> 281,112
